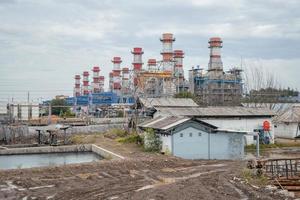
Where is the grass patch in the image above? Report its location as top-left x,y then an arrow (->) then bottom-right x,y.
70,135 -> 97,144
116,134 -> 143,144
104,129 -> 128,139
241,168 -> 269,187
246,142 -> 300,151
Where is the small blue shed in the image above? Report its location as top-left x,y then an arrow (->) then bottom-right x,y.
139,116 -> 246,160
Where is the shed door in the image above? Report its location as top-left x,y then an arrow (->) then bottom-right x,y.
173,127 -> 209,159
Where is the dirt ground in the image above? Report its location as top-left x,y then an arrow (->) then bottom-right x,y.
0,135 -> 295,200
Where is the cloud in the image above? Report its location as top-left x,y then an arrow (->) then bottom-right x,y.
0,0 -> 299,102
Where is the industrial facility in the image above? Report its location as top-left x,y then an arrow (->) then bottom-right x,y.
189,37 -> 243,106
69,33 -> 189,108
68,34 -> 242,109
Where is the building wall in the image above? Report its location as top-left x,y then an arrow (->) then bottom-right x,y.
210,132 -> 244,159
170,125 -> 245,160
274,122 -> 299,139
172,126 -> 209,159
160,134 -> 172,153
201,117 -> 274,144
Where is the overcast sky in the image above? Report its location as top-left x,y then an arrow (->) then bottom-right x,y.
0,0 -> 299,103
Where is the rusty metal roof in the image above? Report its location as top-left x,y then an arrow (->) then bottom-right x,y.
140,97 -> 198,108
155,106 -> 275,117
273,106 -> 300,123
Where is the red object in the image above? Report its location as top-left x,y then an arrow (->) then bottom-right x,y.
263,121 -> 271,131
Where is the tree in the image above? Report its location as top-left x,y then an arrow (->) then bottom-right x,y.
174,91 -> 194,98
49,99 -> 71,116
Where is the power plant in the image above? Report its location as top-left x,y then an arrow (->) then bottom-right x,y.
69,34 -> 242,107
189,37 -> 243,106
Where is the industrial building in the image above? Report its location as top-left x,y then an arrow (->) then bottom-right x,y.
152,105 -> 275,145
273,106 -> 300,139
189,37 -> 243,106
139,116 -> 246,160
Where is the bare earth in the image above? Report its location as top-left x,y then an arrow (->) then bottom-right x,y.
0,135 -> 292,200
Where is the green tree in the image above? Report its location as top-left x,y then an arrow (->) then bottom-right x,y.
174,91 -> 194,98
49,99 -> 71,116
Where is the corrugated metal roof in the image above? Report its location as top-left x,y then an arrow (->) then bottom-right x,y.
273,106 -> 300,123
155,106 -> 275,117
139,116 -> 190,130
140,97 -> 198,108
139,116 -> 246,134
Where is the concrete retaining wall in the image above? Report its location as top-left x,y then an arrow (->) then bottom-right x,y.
91,118 -> 127,124
0,144 -> 124,160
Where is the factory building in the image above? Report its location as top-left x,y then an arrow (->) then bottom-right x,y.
189,37 -> 243,106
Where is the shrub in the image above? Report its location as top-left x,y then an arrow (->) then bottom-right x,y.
143,128 -> 162,152
116,134 -> 143,144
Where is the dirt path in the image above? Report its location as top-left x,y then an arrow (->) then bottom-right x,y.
0,136 -> 294,199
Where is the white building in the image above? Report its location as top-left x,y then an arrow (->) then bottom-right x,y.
139,116 -> 246,160
153,106 -> 275,145
273,106 -> 300,139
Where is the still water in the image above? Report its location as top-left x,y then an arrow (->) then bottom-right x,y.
0,152 -> 102,169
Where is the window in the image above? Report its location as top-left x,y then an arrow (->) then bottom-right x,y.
180,133 -> 183,137
189,133 -> 192,137
198,132 -> 202,136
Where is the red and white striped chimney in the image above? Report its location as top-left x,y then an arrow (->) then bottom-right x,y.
92,66 -> 100,93
173,50 -> 184,78
160,33 -> 175,62
112,57 -> 122,94
122,67 -> 130,95
109,72 -> 113,92
147,59 -> 157,72
74,75 -> 81,96
99,76 -> 105,92
208,37 -> 223,71
82,71 -> 89,95
131,47 -> 143,86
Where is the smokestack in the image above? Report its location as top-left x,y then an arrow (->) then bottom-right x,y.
122,67 -> 130,95
74,75 -> 81,96
147,59 -> 157,72
131,47 -> 144,86
160,33 -> 175,62
208,37 -> 223,72
112,57 -> 122,94
173,50 -> 184,78
92,66 -> 100,93
82,71 -> 89,95
109,72 -> 113,92
99,76 -> 105,92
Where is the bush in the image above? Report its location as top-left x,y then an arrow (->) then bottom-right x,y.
116,134 -> 143,144
143,128 -> 162,152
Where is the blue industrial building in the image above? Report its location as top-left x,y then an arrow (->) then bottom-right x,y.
65,92 -> 135,106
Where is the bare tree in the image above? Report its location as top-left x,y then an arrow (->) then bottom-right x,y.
242,60 -> 281,110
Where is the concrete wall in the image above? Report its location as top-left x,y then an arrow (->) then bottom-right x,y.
0,124 -> 124,144
274,122 -> 299,139
0,125 -> 29,143
0,144 -> 124,160
91,117 -> 127,124
170,126 -> 245,160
